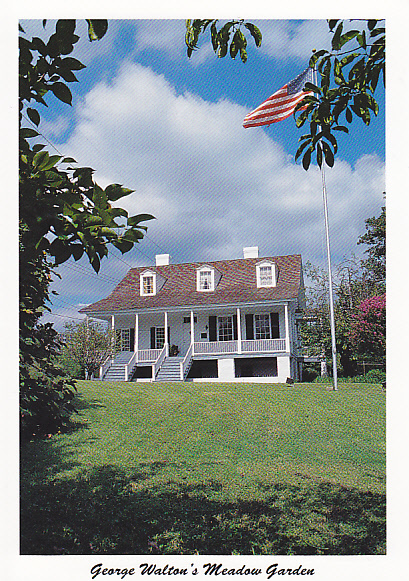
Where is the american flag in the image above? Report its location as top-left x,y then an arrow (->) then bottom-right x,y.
243,67 -> 314,128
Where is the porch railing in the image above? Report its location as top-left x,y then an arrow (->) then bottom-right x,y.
124,351 -> 138,381
241,338 -> 286,352
152,344 -> 167,380
99,355 -> 113,380
193,338 -> 286,356
194,340 -> 238,355
138,348 -> 161,363
180,343 -> 193,380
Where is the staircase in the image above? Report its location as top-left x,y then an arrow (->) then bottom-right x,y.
103,351 -> 136,382
155,356 -> 184,382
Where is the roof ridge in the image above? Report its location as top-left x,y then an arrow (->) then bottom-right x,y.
128,253 -> 302,272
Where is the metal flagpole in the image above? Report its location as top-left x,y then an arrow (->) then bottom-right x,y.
313,60 -> 338,390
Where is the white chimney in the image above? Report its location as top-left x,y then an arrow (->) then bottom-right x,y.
243,246 -> 259,259
155,254 -> 170,266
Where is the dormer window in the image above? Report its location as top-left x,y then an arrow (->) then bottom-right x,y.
256,261 -> 276,288
140,270 -> 156,296
197,265 -> 217,292
143,276 -> 154,294
199,270 -> 212,291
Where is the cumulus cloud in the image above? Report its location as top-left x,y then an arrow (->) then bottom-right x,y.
43,60 -> 384,327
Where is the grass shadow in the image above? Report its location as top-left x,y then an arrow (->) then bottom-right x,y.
21,461 -> 385,556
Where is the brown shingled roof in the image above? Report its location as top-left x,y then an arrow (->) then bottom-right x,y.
80,254 -> 302,314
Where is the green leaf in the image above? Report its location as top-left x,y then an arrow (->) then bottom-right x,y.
114,238 -> 133,254
302,147 -> 312,170
41,155 -> 62,170
50,82 -> 72,105
71,244 -> 84,261
33,150 -> 49,168
333,125 -> 349,133
20,128 -> 39,139
128,214 -> 155,226
86,19 -> 108,42
32,144 -> 46,153
27,107 -> 40,126
328,20 -> 340,31
60,57 -> 86,71
316,142 -> 323,168
339,30 -> 359,48
61,157 -> 76,163
56,20 -> 76,38
124,229 -> 144,243
244,23 -> 262,47
105,183 -> 134,201
322,141 -> 334,167
346,107 -> 353,123
331,22 -> 344,51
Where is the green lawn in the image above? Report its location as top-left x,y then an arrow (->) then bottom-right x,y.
20,380 -> 386,555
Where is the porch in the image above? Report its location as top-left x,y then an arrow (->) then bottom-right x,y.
96,303 -> 294,382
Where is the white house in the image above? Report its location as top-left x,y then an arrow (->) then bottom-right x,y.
80,247 -> 305,383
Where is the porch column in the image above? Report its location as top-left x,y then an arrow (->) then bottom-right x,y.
111,315 -> 115,353
190,310 -> 195,355
164,311 -> 169,356
284,303 -> 290,353
237,308 -> 242,354
134,313 -> 139,358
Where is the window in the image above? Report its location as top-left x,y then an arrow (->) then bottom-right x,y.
199,270 -> 212,290
121,329 -> 131,351
197,266 -> 216,292
218,316 -> 233,341
155,327 -> 165,349
143,275 -> 154,295
254,314 -> 271,340
259,266 -> 272,286
256,261 -> 276,288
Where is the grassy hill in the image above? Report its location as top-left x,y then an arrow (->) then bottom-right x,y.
20,380 -> 386,555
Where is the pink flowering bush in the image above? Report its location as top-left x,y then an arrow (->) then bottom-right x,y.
350,294 -> 386,362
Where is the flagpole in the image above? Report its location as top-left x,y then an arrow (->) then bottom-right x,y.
313,59 -> 338,391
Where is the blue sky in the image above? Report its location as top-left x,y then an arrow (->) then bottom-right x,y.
19,18 -> 386,331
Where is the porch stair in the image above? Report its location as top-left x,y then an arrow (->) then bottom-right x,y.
103,351 -> 136,382
155,356 -> 184,382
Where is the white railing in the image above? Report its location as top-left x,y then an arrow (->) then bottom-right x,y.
152,344 -> 167,380
124,351 -> 138,381
193,338 -> 286,356
194,340 -> 238,354
241,338 -> 286,352
138,348 -> 161,362
180,343 -> 193,380
99,355 -> 113,380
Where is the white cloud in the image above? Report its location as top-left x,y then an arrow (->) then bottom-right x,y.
47,60 -> 384,322
255,19 -> 332,61
129,19 -> 332,65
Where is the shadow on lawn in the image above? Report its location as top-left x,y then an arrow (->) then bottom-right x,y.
21,455 -> 386,556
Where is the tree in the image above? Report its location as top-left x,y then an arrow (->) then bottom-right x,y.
185,19 -> 385,170
358,205 -> 385,291
185,19 -> 262,63
300,260 -> 366,377
349,295 -> 386,364
60,321 -> 117,380
19,19 -> 154,438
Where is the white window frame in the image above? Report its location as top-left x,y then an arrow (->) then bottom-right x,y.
197,266 -> 215,292
155,327 -> 165,349
140,271 -> 156,296
121,328 -> 131,351
218,316 -> 233,342
256,261 -> 276,288
254,314 -> 271,340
